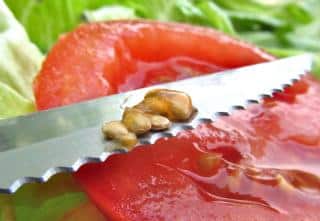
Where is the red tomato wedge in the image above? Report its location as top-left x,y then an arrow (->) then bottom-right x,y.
34,20 -> 273,110
34,21 -> 320,220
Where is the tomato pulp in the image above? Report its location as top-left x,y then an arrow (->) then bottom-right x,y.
34,20 -> 272,110
75,75 -> 320,221
34,21 -> 320,220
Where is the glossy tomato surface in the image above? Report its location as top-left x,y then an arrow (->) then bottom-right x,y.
75,76 -> 320,221
34,20 -> 273,110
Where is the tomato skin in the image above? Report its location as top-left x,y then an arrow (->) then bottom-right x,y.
34,20 -> 273,110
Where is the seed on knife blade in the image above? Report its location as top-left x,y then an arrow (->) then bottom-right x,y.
102,121 -> 138,148
118,132 -> 138,148
102,121 -> 129,139
150,115 -> 171,131
135,89 -> 194,121
102,89 -> 194,149
122,108 -> 152,135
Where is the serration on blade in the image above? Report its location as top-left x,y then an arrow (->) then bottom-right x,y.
0,54 -> 313,193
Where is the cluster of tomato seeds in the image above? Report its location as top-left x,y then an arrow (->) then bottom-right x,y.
102,89 -> 194,148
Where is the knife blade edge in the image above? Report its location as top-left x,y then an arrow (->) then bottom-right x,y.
0,54 -> 313,193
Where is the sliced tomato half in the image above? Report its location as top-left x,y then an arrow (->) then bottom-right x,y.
34,20 -> 273,110
74,76 -> 320,221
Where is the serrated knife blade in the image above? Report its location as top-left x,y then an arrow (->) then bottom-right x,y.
0,54 -> 313,193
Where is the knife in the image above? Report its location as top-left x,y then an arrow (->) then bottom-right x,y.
0,54 -> 313,193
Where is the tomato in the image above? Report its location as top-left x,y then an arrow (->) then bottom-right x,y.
75,76 -> 320,221
34,20 -> 273,110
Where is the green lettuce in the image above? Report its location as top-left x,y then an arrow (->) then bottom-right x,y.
4,0 -> 124,52
83,5 -> 137,22
0,0 -> 43,119
0,174 -> 88,221
0,82 -> 34,119
4,0 -> 320,78
3,0 -> 228,52
14,193 -> 86,221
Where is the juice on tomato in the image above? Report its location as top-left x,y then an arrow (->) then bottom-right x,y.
75,75 -> 320,220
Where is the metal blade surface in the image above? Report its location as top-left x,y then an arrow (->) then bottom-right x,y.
0,54 -> 313,193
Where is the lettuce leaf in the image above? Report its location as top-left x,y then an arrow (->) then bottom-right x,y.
0,173 -> 89,221
83,5 -> 137,22
4,0 -> 235,51
15,193 -> 86,221
0,0 -> 43,119
3,0 -> 320,77
0,82 -> 34,119
4,0 -> 123,52
229,0 -> 320,77
197,1 -> 235,35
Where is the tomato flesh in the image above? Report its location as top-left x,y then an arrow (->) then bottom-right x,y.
34,21 -> 272,110
75,76 -> 320,220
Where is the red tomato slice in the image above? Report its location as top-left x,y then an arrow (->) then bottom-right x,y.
34,20 -> 273,110
75,76 -> 320,221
